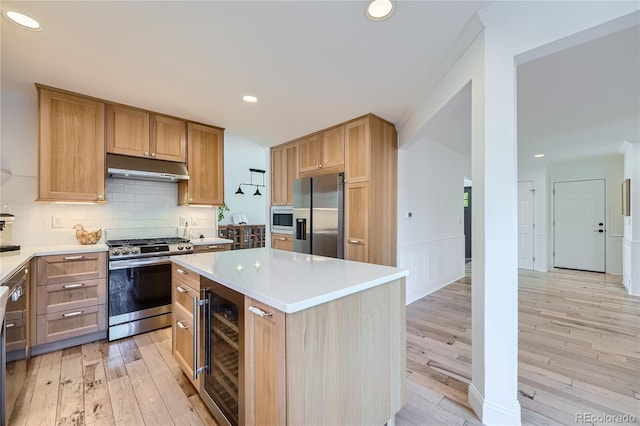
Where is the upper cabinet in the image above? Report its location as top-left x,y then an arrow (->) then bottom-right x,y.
178,123 -> 225,206
344,119 -> 370,183
106,105 -> 186,163
37,86 -> 106,203
298,126 -> 344,174
151,114 -> 187,162
270,141 -> 298,206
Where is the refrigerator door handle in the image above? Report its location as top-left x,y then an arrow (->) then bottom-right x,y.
296,218 -> 307,240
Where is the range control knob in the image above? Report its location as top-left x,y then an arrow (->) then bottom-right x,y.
122,248 -> 130,255
185,244 -> 192,250
130,247 -> 140,254
177,244 -> 184,250
112,249 -> 121,256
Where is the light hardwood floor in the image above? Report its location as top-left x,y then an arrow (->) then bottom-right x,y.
397,266 -> 640,426
6,328 -> 219,426
6,267 -> 639,425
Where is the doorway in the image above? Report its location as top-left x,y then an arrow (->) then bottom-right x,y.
518,181 -> 535,270
553,179 -> 606,272
464,186 -> 471,262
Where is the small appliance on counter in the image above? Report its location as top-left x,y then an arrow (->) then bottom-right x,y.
0,213 -> 20,253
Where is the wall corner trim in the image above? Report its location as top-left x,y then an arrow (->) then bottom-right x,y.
468,383 -> 522,426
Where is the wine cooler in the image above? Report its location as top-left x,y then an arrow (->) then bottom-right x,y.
197,278 -> 245,426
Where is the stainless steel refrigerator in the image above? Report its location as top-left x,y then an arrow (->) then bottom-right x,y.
293,173 -> 344,258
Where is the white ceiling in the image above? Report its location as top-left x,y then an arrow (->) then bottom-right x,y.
0,0 -> 492,146
3,1 -> 637,168
422,23 -> 639,169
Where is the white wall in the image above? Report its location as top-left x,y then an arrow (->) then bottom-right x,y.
397,135 -> 466,304
547,154 -> 624,274
221,135 -> 269,226
0,87 -> 267,245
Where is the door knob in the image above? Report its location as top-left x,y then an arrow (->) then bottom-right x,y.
598,222 -> 603,226
594,229 -> 604,233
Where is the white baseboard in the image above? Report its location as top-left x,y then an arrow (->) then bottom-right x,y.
468,383 -> 522,426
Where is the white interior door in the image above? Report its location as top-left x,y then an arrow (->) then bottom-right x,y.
554,179 -> 605,272
518,181 -> 535,270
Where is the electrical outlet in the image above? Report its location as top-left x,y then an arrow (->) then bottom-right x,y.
190,217 -> 198,226
179,216 -> 189,226
52,216 -> 63,228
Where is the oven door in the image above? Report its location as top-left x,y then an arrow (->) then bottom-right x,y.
108,257 -> 173,340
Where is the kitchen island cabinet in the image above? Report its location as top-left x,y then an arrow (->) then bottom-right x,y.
171,248 -> 407,426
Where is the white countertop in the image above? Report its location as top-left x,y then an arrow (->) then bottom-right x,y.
189,237 -> 233,246
171,248 -> 408,313
0,285 -> 8,324
0,244 -> 108,284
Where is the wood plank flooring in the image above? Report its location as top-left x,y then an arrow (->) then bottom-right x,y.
397,266 -> 640,426
6,267 -> 639,425
5,327 -> 219,426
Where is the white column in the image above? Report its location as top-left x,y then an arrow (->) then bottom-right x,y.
468,29 -> 521,425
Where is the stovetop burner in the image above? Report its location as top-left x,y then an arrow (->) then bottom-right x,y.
107,236 -> 193,260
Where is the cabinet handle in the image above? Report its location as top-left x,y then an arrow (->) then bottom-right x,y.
349,240 -> 361,244
63,255 -> 84,261
151,152 -> 156,157
249,305 -> 273,317
24,268 -> 29,275
207,245 -> 219,249
63,311 -> 84,318
177,320 -> 189,330
97,194 -> 104,200
63,283 -> 84,289
176,268 -> 187,275
5,323 -> 15,328
279,237 -> 286,241
176,286 -> 188,293
144,151 -> 149,156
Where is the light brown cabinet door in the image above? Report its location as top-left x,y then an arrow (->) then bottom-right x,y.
271,234 -> 293,251
36,304 -> 106,345
344,182 -> 369,263
271,146 -> 285,205
245,299 -> 286,426
106,104 -> 150,158
38,88 -> 106,202
298,134 -> 322,173
320,126 -> 345,169
151,114 -> 186,162
37,278 -> 106,315
182,122 -> 225,205
345,118 -> 370,183
37,252 -> 107,286
172,304 -> 199,388
271,142 -> 299,206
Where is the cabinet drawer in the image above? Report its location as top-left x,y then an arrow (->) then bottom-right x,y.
37,252 -> 107,285
37,278 -> 106,314
192,244 -> 231,253
5,317 -> 27,352
172,263 -> 200,290
36,304 -> 106,345
173,279 -> 199,316
172,305 -> 199,388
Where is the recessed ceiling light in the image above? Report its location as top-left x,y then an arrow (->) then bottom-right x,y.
534,154 -> 545,158
366,0 -> 394,21
242,95 -> 258,104
4,10 -> 41,30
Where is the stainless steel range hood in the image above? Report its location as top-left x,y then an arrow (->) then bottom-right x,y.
107,154 -> 189,182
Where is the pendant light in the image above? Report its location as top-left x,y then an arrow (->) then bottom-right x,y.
235,168 -> 266,197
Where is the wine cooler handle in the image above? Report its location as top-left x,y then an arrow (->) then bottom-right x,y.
193,291 -> 210,380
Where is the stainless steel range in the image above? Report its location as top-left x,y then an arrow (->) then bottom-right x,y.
107,236 -> 193,341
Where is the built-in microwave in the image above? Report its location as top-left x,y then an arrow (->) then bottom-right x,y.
271,206 -> 293,234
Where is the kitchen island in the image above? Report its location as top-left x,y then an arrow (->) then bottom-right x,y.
171,247 -> 408,426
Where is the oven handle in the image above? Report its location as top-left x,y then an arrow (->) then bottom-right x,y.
109,257 -> 172,270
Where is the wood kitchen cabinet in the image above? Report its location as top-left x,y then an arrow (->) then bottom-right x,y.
270,233 -> 293,251
33,252 -> 107,346
344,182 -> 370,263
192,243 -> 232,253
37,86 -> 106,203
107,106 -> 187,162
298,126 -> 344,174
270,141 -> 298,206
172,263 -> 202,389
179,122 -> 225,206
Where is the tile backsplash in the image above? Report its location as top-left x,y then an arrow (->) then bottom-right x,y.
0,176 -> 217,246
